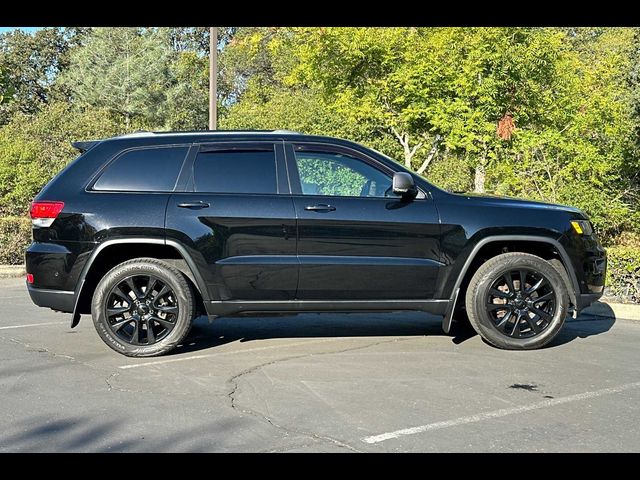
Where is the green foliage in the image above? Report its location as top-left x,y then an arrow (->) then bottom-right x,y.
164,51 -> 209,130
0,27 -> 87,124
0,67 -> 11,104
605,246 -> 640,303
60,28 -> 174,128
0,102 -> 125,216
0,216 -> 31,264
297,156 -> 365,197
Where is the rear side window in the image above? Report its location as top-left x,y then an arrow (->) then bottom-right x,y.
194,149 -> 277,194
93,146 -> 188,192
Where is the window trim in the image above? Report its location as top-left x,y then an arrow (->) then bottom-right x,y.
285,141 -> 427,200
184,141 -> 288,195
87,144 -> 192,194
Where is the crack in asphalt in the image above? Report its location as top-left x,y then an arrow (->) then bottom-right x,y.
6,336 -> 79,364
3,335 -> 137,395
103,372 -> 137,393
226,337 -> 417,453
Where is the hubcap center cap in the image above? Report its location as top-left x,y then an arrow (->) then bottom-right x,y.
137,304 -> 150,315
515,299 -> 526,309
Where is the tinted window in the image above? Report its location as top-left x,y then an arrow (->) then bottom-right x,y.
294,149 -> 392,197
194,150 -> 277,194
94,146 -> 188,192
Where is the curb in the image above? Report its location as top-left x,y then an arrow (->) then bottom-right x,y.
0,265 -> 25,279
580,301 -> 640,322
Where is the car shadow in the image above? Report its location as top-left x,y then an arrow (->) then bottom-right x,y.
546,301 -> 616,348
169,301 -> 617,355
171,311 -> 446,355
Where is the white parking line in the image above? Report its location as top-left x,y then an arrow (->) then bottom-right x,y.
119,337 -> 351,369
362,381 -> 640,444
0,321 -> 68,330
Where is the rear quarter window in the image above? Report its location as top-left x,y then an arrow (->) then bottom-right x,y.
93,146 -> 189,192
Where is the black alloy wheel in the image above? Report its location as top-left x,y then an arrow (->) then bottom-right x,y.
465,252 -> 569,350
104,275 -> 179,346
486,268 -> 556,339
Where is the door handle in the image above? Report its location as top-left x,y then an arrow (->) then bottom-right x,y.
177,201 -> 210,209
304,204 -> 336,212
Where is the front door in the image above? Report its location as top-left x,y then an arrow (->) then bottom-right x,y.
286,142 -> 442,300
166,141 -> 298,301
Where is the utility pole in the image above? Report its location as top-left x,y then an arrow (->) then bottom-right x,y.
209,27 -> 217,130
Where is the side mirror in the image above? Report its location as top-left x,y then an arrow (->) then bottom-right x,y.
392,172 -> 418,199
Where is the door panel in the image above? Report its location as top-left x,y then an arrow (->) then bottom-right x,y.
165,141 -> 298,301
287,142 -> 442,301
293,195 -> 442,299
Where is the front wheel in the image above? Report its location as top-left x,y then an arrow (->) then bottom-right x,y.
465,252 -> 569,350
91,258 -> 196,357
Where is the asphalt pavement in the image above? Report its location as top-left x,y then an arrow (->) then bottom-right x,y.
0,277 -> 638,452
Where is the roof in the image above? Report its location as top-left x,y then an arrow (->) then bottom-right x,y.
72,130 -> 306,152
72,129 -> 364,154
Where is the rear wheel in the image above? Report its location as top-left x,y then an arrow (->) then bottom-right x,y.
465,252 -> 569,350
91,258 -> 196,357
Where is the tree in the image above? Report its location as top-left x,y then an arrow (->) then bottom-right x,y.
61,28 -> 174,129
0,27 -> 86,124
164,51 -> 209,130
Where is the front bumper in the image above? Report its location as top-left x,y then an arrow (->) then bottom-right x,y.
27,283 -> 75,313
576,292 -> 604,314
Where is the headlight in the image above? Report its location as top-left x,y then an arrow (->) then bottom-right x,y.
570,220 -> 593,236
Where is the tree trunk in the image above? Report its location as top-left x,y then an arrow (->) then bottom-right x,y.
390,127 -> 422,169
473,143 -> 489,193
474,163 -> 486,193
416,134 -> 442,174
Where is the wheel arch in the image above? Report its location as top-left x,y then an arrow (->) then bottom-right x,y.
442,235 -> 579,333
72,238 -> 208,327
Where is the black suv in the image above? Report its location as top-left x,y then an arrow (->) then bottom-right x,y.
25,131 -> 607,356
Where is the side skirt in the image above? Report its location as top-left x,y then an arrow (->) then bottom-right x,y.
205,299 -> 450,319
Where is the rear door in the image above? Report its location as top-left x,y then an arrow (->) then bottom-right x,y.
165,141 -> 297,301
286,142 -> 442,300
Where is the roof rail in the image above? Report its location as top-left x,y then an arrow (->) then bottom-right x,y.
272,129 -> 301,134
110,129 -> 304,140
116,130 -> 154,138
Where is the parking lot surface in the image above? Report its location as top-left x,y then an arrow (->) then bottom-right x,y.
1,277 -> 638,452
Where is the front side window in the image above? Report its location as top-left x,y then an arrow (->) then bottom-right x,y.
294,148 -> 393,197
194,149 -> 277,194
94,146 -> 188,192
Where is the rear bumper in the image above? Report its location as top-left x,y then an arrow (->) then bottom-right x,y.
27,283 -> 75,313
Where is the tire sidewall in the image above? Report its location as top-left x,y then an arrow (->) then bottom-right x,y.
469,255 -> 568,349
92,260 -> 193,357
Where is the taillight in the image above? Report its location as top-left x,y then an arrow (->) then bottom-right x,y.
30,201 -> 64,227
26,273 -> 34,284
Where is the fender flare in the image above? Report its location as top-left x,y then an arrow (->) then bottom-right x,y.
442,235 -> 580,333
71,237 -> 209,327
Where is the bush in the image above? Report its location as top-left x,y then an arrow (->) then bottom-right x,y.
605,246 -> 640,303
0,216 -> 31,265
0,102 -> 126,217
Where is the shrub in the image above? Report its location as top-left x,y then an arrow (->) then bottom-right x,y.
0,102 -> 126,217
605,246 -> 640,303
0,216 -> 31,265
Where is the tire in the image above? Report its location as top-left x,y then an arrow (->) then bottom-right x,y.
465,252 -> 569,350
91,258 -> 196,357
